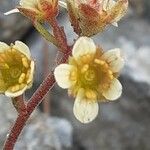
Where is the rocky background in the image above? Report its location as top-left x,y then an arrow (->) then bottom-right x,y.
0,0 -> 150,150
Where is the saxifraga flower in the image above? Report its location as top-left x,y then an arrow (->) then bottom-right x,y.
4,0 -> 67,21
66,0 -> 128,36
0,41 -> 35,97
54,37 -> 124,123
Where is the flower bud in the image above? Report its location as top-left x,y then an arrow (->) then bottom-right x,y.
18,0 -> 59,21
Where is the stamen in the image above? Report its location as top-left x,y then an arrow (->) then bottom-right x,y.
19,84 -> 26,89
94,59 -> 105,65
81,54 -> 92,63
85,89 -> 97,99
18,73 -> 26,84
108,69 -> 113,75
0,63 -> 9,69
70,71 -> 77,81
108,74 -> 113,80
22,57 -> 29,68
81,64 -> 89,73
11,84 -> 20,92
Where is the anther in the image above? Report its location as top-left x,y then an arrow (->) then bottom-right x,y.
70,71 -> 77,81
85,90 -> 97,99
11,84 -> 20,92
94,59 -> 105,65
18,73 -> 26,84
81,64 -> 89,73
22,57 -> 29,68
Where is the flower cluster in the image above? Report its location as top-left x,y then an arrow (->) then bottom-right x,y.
54,37 -> 124,123
3,0 -> 128,123
0,41 -> 34,97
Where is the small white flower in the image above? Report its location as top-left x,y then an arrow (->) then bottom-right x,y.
66,0 -> 128,36
0,41 -> 35,97
4,0 -> 67,20
54,37 -> 124,123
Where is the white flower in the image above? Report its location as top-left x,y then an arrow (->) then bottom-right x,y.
0,41 -> 35,97
4,0 -> 67,20
66,0 -> 128,36
54,37 -> 124,123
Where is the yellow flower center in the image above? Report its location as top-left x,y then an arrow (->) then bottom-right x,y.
0,48 -> 31,93
69,50 -> 115,100
85,69 -> 95,81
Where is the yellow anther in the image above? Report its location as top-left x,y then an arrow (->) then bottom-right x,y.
22,57 -> 29,68
70,71 -> 77,81
4,64 -> 9,69
108,70 -> 113,75
81,54 -> 92,63
85,90 -> 97,100
94,59 -> 105,65
11,84 -> 20,92
104,63 -> 109,69
19,84 -> 26,89
18,73 -> 26,84
0,63 -> 9,69
108,74 -> 113,80
81,64 -> 89,73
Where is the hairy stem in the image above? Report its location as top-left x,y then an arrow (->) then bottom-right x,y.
49,17 -> 69,53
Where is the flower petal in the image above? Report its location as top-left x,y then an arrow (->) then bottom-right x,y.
13,41 -> 31,59
54,64 -> 75,89
72,37 -> 96,60
101,48 -> 124,72
5,85 -> 28,97
0,42 -> 10,52
73,89 -> 99,123
4,9 -> 19,15
111,22 -> 118,27
103,0 -> 116,11
20,0 -> 38,7
110,0 -> 128,23
59,1 -> 67,8
102,78 -> 122,100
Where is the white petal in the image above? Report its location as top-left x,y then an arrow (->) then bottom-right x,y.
20,0 -> 38,7
4,9 -> 19,15
101,48 -> 124,72
59,1 -> 67,9
5,85 -> 28,97
112,0 -> 128,23
73,89 -> 99,123
27,61 -> 35,84
72,37 -> 96,60
103,0 -> 116,11
111,22 -> 118,27
54,64 -> 75,89
0,42 -> 10,52
102,78 -> 122,100
13,41 -> 31,59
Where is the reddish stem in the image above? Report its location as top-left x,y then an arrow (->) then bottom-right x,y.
49,17 -> 69,53
42,41 -> 51,114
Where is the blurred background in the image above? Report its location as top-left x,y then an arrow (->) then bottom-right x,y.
0,0 -> 150,150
